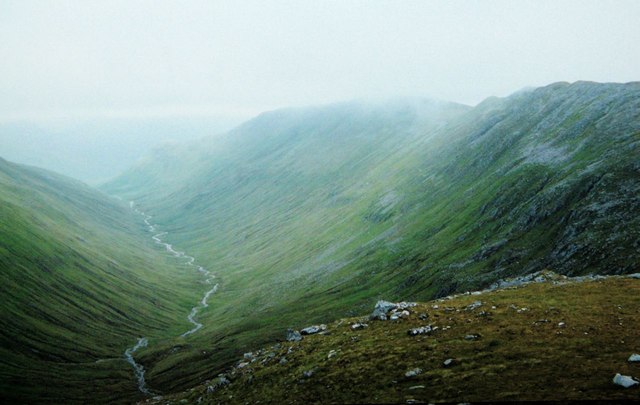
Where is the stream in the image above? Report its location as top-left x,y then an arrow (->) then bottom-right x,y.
124,201 -> 218,395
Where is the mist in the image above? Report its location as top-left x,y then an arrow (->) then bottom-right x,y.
1,0 -> 639,181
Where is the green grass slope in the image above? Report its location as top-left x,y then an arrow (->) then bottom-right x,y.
0,158 -> 203,403
102,82 -> 639,395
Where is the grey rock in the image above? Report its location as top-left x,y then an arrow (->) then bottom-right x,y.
371,300 -> 397,320
464,334 -> 480,340
279,357 -> 288,365
628,273 -> 640,279
286,328 -> 302,341
351,322 -> 368,330
629,354 -> 640,362
396,301 -> 417,310
300,324 -> 327,335
405,368 -> 422,378
408,325 -> 437,336
466,301 -> 483,311
303,369 -> 315,378
206,376 -> 230,394
443,358 -> 455,367
418,313 -> 429,320
613,373 -> 639,388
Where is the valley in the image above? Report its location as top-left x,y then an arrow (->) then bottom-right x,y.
1,81 -> 639,403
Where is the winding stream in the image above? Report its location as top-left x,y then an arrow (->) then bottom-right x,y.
124,201 -> 218,394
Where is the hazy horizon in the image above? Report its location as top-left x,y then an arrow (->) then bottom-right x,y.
2,0 -> 639,123
1,0 -> 639,181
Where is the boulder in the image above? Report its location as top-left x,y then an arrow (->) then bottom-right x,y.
371,300 -> 397,320
206,375 -> 230,393
629,354 -> 640,362
286,329 -> 302,342
408,325 -> 437,336
613,373 -> 639,388
405,368 -> 422,378
466,301 -> 483,311
351,323 -> 368,330
300,324 -> 327,335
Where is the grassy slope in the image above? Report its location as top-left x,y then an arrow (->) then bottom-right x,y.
0,158 -> 202,403
102,82 -> 640,395
163,275 -> 640,404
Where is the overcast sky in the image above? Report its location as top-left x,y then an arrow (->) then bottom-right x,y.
1,0 -> 639,122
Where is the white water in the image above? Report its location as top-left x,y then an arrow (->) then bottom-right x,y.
123,200 -> 219,394
123,338 -> 151,395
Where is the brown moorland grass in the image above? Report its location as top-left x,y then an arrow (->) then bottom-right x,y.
146,276 -> 640,404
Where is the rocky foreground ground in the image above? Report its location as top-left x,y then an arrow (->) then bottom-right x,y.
144,271 -> 640,404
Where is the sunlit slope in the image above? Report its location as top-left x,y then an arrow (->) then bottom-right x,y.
102,83 -> 639,392
0,158 -> 201,403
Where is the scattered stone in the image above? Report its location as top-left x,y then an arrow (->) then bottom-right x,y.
237,362 -> 249,369
408,385 -> 425,390
466,301 -> 483,311
351,323 -> 368,330
152,396 -> 163,401
303,369 -> 315,378
464,334 -> 480,340
279,357 -> 288,365
432,305 -> 439,309
300,324 -> 327,335
408,325 -> 437,336
206,376 -> 230,393
328,350 -> 338,359
261,352 -> 276,364
558,322 -> 566,328
243,352 -> 254,360
286,329 -> 302,342
405,368 -> 422,378
443,358 -> 455,367
629,354 -> 640,362
418,313 -> 429,320
613,373 -> 639,388
396,301 -> 417,310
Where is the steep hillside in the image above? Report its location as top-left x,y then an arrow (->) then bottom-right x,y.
156,273 -> 640,404
0,158 -> 203,403
102,82 -> 640,395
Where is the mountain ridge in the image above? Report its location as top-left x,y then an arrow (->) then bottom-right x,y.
100,81 -> 640,396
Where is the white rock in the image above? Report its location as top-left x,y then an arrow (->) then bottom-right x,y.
629,354 -> 640,362
613,373 -> 639,388
404,368 -> 422,378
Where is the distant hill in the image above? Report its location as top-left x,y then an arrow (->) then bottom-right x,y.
0,116 -> 243,184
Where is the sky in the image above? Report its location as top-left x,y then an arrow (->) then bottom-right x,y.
1,0 -> 639,123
